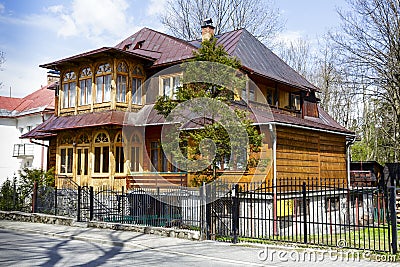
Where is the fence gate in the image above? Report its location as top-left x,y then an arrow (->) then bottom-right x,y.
206,183 -> 239,242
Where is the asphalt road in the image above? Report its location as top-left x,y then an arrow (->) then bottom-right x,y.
0,223 -> 398,267
0,229 -> 256,267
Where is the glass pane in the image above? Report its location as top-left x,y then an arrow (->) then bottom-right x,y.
137,79 -> 142,104
102,146 -> 109,172
104,75 -> 111,102
87,79 -> 92,104
67,148 -> 73,173
77,149 -> 82,175
63,84 -> 69,108
69,82 -> 76,107
117,75 -> 126,103
84,149 -> 88,175
163,78 -> 171,96
60,148 -> 66,173
132,78 -> 137,104
162,151 -> 168,172
80,80 -> 85,105
96,76 -> 103,103
94,147 -> 101,173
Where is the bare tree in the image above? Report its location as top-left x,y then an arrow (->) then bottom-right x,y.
161,0 -> 285,43
330,0 -> 400,162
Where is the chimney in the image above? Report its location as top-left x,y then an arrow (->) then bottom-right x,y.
47,70 -> 60,85
201,18 -> 215,42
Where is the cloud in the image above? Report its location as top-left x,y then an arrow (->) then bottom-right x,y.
147,0 -> 167,16
0,3 -> 4,13
275,30 -> 304,45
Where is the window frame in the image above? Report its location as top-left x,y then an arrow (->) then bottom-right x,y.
130,133 -> 142,173
95,63 -> 112,104
62,71 -> 77,108
93,132 -> 110,174
79,67 -> 93,106
160,73 -> 182,100
116,62 -> 128,103
131,65 -> 145,105
114,133 -> 125,174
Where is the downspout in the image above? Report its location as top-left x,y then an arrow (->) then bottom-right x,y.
346,136 -> 357,188
269,124 -> 277,235
41,112 -> 45,170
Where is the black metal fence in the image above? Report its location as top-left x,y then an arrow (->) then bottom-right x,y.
4,176 -> 398,254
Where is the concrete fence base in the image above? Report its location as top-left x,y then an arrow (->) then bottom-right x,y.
0,211 -> 200,241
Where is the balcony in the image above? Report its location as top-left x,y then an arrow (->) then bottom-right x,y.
13,143 -> 34,158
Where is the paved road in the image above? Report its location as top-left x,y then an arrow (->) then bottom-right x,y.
0,220 -> 398,266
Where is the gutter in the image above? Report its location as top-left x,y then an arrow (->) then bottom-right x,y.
255,121 -> 356,138
29,138 -> 49,148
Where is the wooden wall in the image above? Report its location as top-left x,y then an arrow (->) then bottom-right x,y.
275,126 -> 347,184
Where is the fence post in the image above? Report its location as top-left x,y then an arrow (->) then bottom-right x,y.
232,184 -> 239,244
89,186 -> 94,221
389,186 -> 398,254
205,184 -> 212,240
199,183 -> 206,240
54,187 -> 58,216
77,185 -> 81,222
302,182 -> 307,244
32,181 -> 38,213
121,186 -> 125,224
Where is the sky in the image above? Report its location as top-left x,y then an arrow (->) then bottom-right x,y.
0,0 -> 348,98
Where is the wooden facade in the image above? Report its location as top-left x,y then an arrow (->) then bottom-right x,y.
25,27 -> 354,190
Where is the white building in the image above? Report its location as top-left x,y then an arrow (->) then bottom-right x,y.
0,81 -> 56,185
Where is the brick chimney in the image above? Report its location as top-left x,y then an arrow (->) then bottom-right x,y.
201,18 -> 215,42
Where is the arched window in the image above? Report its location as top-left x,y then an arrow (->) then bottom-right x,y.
59,134 -> 74,174
116,62 -> 128,103
79,67 -> 92,106
115,133 -> 125,173
62,71 -> 76,108
95,63 -> 112,103
130,134 -> 142,172
131,65 -> 144,105
76,133 -> 90,175
94,132 -> 110,173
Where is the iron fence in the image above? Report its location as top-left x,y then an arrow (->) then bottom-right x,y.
2,176 -> 398,254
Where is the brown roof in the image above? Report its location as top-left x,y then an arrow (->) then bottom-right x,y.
37,110 -> 126,132
115,28 -> 197,66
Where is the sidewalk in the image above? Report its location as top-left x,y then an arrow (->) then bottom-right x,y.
0,220 -> 398,266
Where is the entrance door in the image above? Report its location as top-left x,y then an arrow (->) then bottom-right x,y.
77,147 -> 89,185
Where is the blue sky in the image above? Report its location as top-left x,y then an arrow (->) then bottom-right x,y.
0,0 -> 348,97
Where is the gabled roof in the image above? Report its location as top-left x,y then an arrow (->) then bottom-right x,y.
190,29 -> 318,91
0,83 -> 55,118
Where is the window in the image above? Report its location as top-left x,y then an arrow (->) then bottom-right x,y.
60,148 -> 73,174
290,93 -> 301,111
76,133 -> 90,176
79,67 -> 92,106
116,62 -> 128,103
278,90 -> 290,109
115,133 -> 125,173
62,71 -> 76,108
130,134 -> 141,172
161,74 -> 181,99
132,65 -> 144,105
132,78 -> 143,105
94,132 -> 110,173
266,87 -> 275,105
95,63 -> 112,103
150,141 -> 178,172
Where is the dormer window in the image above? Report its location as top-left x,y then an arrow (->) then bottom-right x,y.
95,63 -> 112,103
62,71 -> 76,108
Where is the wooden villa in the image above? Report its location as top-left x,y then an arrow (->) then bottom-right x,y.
22,22 -> 355,190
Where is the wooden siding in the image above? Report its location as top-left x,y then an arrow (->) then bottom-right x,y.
276,126 -> 346,184
47,136 -> 57,171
